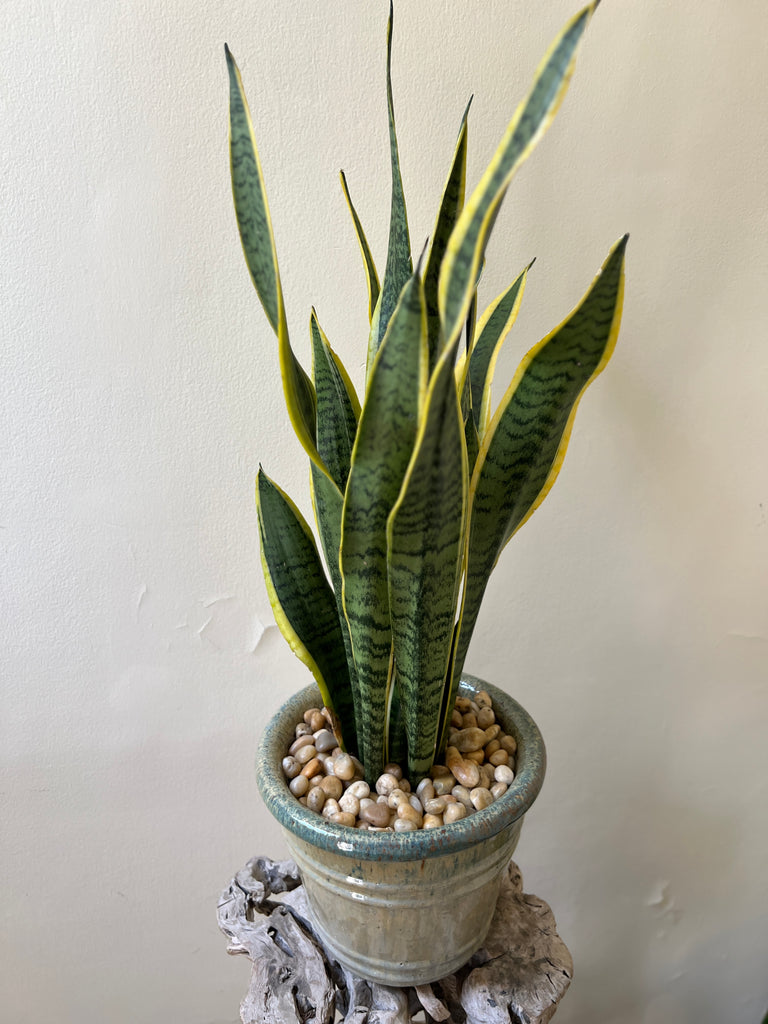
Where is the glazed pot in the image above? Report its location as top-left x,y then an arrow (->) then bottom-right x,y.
256,673 -> 546,987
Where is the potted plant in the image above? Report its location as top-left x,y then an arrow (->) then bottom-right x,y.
225,0 -> 626,987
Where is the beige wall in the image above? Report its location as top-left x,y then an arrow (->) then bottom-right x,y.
3,1 -> 767,1021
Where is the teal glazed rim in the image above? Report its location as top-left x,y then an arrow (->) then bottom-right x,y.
255,673 -> 546,862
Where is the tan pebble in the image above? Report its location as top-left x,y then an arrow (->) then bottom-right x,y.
301,757 -> 323,778
489,749 -> 509,767
416,779 -> 435,804
451,709 -> 463,728
308,775 -> 324,789
444,802 -> 467,824
482,724 -> 500,744
425,796 -> 447,815
313,729 -> 337,753
393,818 -> 418,832
330,747 -> 342,759
462,712 -> 478,729
375,773 -> 399,796
475,690 -> 492,708
369,826 -> 394,832
356,820 -> 371,830
303,708 -> 320,726
500,734 -> 517,755
320,776 -> 343,800
423,813 -> 444,830
347,780 -> 370,799
296,744 -> 318,765
282,756 -> 301,779
465,749 -> 485,764
334,753 -> 355,781
470,786 -> 494,811
432,775 -> 454,796
490,781 -> 508,800
495,764 -> 515,785
446,747 -> 480,788
387,789 -> 410,810
295,722 -> 312,738
477,706 -> 496,729
359,797 -> 374,814
361,802 -> 391,827
298,797 -> 308,806
289,775 -> 309,797
330,811 -> 357,827
455,697 -> 471,713
289,734 -> 316,756
452,785 -> 473,810
339,792 -> 360,816
484,739 -> 501,757
453,727 -> 486,753
430,764 -> 452,778
321,798 -> 341,818
308,710 -> 325,733
307,787 -> 326,813
399,778 -> 411,793
397,802 -> 422,825
478,764 -> 496,790
383,762 -> 403,780
469,699 -> 481,713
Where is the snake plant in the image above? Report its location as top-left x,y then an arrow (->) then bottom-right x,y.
227,2 -> 627,786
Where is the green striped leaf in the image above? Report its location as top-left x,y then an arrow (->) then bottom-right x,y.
452,235 -> 628,687
310,310 -> 360,492
226,46 -> 320,468
256,469 -> 355,744
309,464 -> 361,756
387,333 -> 468,781
366,0 -> 412,379
438,3 -> 598,350
423,99 -> 471,373
340,271 -> 428,782
468,263 -> 532,435
340,170 -> 381,323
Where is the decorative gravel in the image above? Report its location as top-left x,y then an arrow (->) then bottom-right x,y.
280,690 -> 517,831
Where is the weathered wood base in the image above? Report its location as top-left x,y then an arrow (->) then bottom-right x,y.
218,857 -> 572,1024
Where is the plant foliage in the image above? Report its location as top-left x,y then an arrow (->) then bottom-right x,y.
226,2 -> 627,785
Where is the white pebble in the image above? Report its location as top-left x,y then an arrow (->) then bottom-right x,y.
494,764 -> 515,785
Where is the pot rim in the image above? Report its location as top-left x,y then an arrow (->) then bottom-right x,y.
256,673 -> 546,862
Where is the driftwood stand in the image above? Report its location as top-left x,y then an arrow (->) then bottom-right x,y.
218,857 -> 572,1024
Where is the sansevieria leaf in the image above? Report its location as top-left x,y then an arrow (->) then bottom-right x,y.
256,469 -> 356,746
423,99 -> 472,373
340,170 -> 381,324
452,234 -> 629,689
468,263 -> 532,436
310,310 -> 360,493
226,46 -> 320,469
366,0 -> 412,377
387,332 -> 468,781
438,2 -> 598,349
341,271 -> 428,783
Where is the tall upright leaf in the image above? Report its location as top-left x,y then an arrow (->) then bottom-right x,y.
423,99 -> 472,372
257,469 -> 356,746
340,171 -> 381,324
438,3 -> 598,350
341,271 -> 427,782
387,333 -> 468,781
468,263 -> 532,435
366,0 -> 412,378
226,46 -> 321,470
310,311 -> 360,492
451,235 -> 628,694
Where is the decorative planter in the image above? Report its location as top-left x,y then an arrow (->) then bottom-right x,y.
256,674 -> 546,987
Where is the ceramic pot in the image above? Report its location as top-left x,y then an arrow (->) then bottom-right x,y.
256,673 -> 545,987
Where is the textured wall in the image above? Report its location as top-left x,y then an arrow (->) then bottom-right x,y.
3,1 -> 767,1021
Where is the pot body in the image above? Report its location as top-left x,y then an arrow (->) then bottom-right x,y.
256,674 -> 545,987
